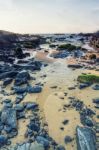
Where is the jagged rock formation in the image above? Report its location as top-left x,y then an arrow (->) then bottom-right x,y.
76,126 -> 96,150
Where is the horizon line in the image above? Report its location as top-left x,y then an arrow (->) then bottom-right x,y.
0,29 -> 98,35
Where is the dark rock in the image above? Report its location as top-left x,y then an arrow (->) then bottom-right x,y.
68,64 -> 83,68
0,71 -> 18,80
28,122 -> 40,132
95,105 -> 99,109
17,60 -> 30,64
97,115 -> 99,118
3,78 -> 13,86
81,108 -> 95,117
93,98 -> 99,104
0,123 -> 4,131
51,51 -> 69,59
15,93 -> 26,104
62,120 -> 69,125
96,58 -> 99,63
13,86 -> 27,94
3,99 -> 11,103
26,102 -> 38,110
64,136 -> 73,144
79,82 -> 91,89
14,70 -> 31,86
1,107 -> 17,132
92,84 -> 99,90
36,136 -> 49,148
76,126 -> 96,150
14,61 -> 42,71
60,127 -> 64,131
17,111 -> 25,119
14,104 -> 24,112
4,125 -> 12,133
57,145 -> 65,150
13,85 -> 42,94
73,50 -> 83,58
7,130 -> 18,138
44,64 -> 48,67
27,86 -> 42,93
50,86 -> 57,89
72,100 -> 84,111
4,102 -> 13,108
6,140 -> 11,146
68,86 -> 76,90
0,135 -> 7,147
83,117 -> 94,127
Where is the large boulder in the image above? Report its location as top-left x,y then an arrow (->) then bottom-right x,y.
0,71 -> 18,80
76,126 -> 96,150
1,107 -> 17,133
14,70 -> 31,86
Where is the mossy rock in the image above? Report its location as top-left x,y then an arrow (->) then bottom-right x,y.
78,74 -> 99,83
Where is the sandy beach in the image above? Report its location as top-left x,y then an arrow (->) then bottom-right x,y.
1,51 -> 98,150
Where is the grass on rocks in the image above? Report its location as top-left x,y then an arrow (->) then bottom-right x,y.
78,74 -> 99,83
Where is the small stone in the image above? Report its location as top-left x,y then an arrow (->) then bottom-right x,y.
57,145 -> 65,150
62,120 -> 69,125
64,136 -> 73,144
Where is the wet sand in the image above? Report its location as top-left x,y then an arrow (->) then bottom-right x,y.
35,51 -> 55,63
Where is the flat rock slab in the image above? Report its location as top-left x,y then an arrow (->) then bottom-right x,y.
1,107 -> 17,131
1,142 -> 45,150
76,126 -> 96,150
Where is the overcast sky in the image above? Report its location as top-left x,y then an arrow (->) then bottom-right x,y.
0,0 -> 99,33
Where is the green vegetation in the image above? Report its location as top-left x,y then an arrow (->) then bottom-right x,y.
58,44 -> 81,51
78,74 -> 99,83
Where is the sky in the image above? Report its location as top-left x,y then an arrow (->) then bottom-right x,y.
0,0 -> 99,33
